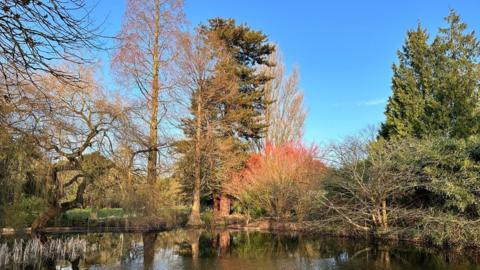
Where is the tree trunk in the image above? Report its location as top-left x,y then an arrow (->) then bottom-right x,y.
32,170 -> 87,234
32,166 -> 61,233
188,91 -> 204,226
31,205 -> 59,233
146,0 -> 161,185
188,178 -> 202,226
381,199 -> 388,230
215,192 -> 230,217
371,213 -> 378,228
71,258 -> 80,270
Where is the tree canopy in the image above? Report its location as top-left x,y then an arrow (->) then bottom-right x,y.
380,10 -> 480,139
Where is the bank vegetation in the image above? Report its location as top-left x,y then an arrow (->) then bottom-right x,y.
0,1 -> 479,250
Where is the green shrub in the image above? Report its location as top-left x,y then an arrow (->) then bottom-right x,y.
58,208 -> 126,226
1,196 -> 47,228
200,209 -> 214,226
65,208 -> 91,221
231,197 -> 265,220
466,136 -> 480,162
97,208 -> 124,218
420,213 -> 480,248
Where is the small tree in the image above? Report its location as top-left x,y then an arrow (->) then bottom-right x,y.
324,130 -> 419,233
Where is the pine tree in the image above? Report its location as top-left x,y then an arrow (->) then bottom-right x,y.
380,10 -> 480,139
175,19 -> 274,225
429,11 -> 480,138
202,18 -> 275,148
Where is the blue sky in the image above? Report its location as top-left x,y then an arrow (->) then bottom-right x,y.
91,0 -> 480,144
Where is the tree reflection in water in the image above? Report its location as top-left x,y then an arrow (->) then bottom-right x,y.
142,233 -> 157,270
2,230 -> 480,269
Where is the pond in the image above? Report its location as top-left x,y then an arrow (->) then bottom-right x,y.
0,229 -> 479,270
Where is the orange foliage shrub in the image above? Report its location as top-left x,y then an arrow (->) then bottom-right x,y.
226,142 -> 326,220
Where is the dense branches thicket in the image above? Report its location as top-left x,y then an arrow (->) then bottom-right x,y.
322,134 -> 480,246
0,0 -> 101,106
0,2 -> 479,250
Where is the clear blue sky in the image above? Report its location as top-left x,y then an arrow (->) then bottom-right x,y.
91,0 -> 480,144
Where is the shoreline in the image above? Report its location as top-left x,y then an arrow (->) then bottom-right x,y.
2,218 -> 479,253
225,219 -> 480,252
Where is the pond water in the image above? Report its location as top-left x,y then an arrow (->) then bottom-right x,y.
1,229 -> 479,270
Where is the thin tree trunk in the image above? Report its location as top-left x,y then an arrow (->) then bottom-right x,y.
147,0 -> 161,185
381,199 -> 388,229
219,193 -> 230,217
188,92 -> 204,226
371,213 -> 378,228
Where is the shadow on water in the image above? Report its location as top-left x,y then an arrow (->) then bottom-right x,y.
1,229 -> 480,269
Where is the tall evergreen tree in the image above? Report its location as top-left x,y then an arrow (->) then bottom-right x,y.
175,30 -> 236,225
202,18 -> 275,148
380,10 -> 480,139
175,19 -> 274,225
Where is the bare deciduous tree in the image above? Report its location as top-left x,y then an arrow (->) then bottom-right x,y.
323,129 -> 418,233
262,48 -> 306,147
0,0 -> 101,95
112,0 -> 184,186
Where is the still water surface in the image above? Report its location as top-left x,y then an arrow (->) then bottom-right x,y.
1,229 -> 480,270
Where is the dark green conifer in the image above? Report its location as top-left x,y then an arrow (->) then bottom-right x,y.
381,10 -> 480,139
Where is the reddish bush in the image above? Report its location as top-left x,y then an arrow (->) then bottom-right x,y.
226,141 -> 326,220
